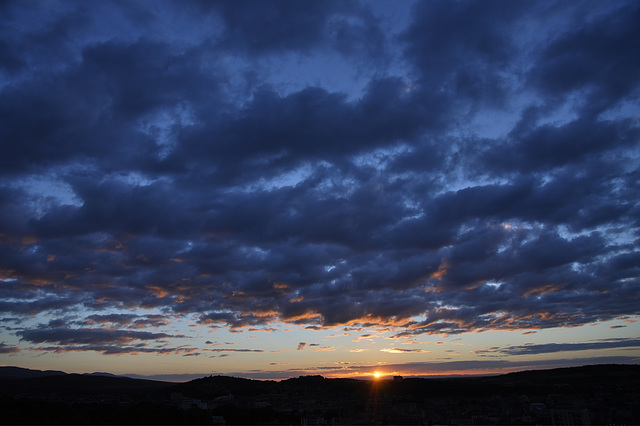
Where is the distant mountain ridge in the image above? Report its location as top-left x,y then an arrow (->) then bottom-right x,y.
0,366 -> 123,380
0,366 -> 174,403
82,371 -> 118,377
0,366 -> 67,380
2,363 -> 640,383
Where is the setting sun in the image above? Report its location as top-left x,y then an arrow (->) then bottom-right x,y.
373,371 -> 383,379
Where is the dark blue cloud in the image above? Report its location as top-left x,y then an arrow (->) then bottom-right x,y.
474,338 -> 640,356
17,320 -> 184,345
211,0 -> 387,60
0,0 -> 638,353
401,0 -> 531,106
529,2 -> 640,115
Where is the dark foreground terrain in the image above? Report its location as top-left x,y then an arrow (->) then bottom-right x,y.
1,364 -> 638,424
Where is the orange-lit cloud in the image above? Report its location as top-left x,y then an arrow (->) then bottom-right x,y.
381,348 -> 431,354
0,343 -> 20,354
524,284 -> 565,297
312,346 -> 335,352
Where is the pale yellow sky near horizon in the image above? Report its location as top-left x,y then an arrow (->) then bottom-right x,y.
3,314 -> 638,382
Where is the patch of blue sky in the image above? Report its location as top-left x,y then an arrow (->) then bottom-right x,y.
136,103 -> 196,160
308,169 -> 360,199
351,143 -> 411,170
176,240 -> 194,255
6,174 -> 82,212
217,54 -> 260,108
462,102 -> 524,140
110,171 -> 159,187
368,0 -> 417,34
599,97 -> 640,121
429,162 -> 514,197
324,265 -> 336,273
244,162 -> 315,192
263,51 -> 374,102
484,281 -> 504,289
6,160 -> 102,203
79,2 -> 224,54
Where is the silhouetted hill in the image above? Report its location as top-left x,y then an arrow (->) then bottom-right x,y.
0,369 -> 172,402
1,364 -> 639,424
166,374 -> 278,400
165,365 -> 640,424
0,368 -> 201,424
83,371 -> 118,377
166,364 -> 640,400
0,366 -> 66,380
489,363 -> 640,384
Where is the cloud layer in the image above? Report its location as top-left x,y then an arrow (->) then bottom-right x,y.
0,0 -> 639,357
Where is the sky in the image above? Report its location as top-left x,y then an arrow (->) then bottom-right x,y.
0,0 -> 639,382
